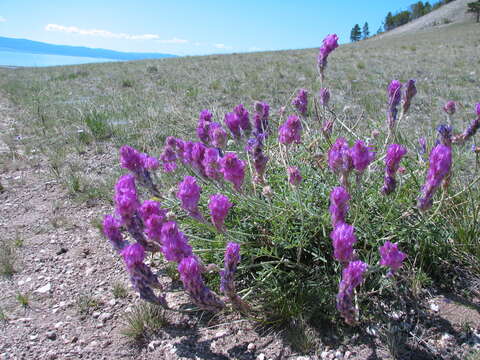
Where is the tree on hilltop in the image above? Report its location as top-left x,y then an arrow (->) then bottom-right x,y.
385,12 -> 394,31
362,22 -> 370,39
467,0 -> 480,22
350,24 -> 361,42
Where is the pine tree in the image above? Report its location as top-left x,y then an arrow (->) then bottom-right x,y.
385,12 -> 394,31
362,22 -> 370,39
350,24 -> 361,42
467,0 -> 480,23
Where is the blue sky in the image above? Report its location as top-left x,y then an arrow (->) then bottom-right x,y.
0,0 -> 417,55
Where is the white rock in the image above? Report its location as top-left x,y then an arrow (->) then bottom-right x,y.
35,283 -> 52,294
30,335 -> 38,341
247,343 -> 256,351
430,303 -> 439,312
335,350 -> 343,359
215,330 -> 228,337
257,354 -> 266,360
92,311 -> 101,318
148,340 -> 162,351
99,313 -> 112,322
54,322 -> 64,329
108,299 -> 116,306
321,351 -> 329,360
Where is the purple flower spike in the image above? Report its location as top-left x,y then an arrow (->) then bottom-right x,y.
443,101 -> 456,115
418,144 -> 452,211
139,200 -> 162,222
114,174 -> 140,223
121,243 -> 145,270
202,147 -> 222,180
209,122 -> 227,148
120,145 -> 144,173
248,135 -> 269,184
219,242 -> 249,312
160,221 -> 193,263
199,109 -> 213,122
176,176 -> 202,218
382,144 -> 407,195
350,140 -> 375,173
328,138 -> 353,176
197,119 -> 211,144
317,34 -> 339,77
278,115 -> 302,145
379,241 -> 406,275
330,223 -> 357,263
234,104 -> 251,134
476,103 -> 480,116
329,186 -> 350,227
336,260 -> 368,325
292,89 -> 308,115
287,166 -> 302,186
418,137 -> 427,155
455,104 -> 480,143
103,215 -> 128,251
178,256 -> 225,312
220,152 -> 246,191
319,88 -> 331,106
224,112 -> 242,139
387,80 -> 403,132
437,125 -> 452,147
191,142 -> 207,176
253,101 -> 270,135
402,79 -> 417,114
160,145 -> 177,173
208,194 -> 233,232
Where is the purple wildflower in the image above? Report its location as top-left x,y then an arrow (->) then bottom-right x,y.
477,103 -> 480,116
160,221 -> 193,263
336,260 -> 368,325
224,112 -> 241,139
402,79 -> 417,114
443,101 -> 456,115
208,194 -> 232,232
418,144 -> 452,211
330,223 -> 357,263
114,174 -> 140,223
350,140 -> 375,173
329,186 -> 350,227
103,215 -> 128,251
139,200 -> 162,223
287,166 -> 302,186
382,144 -> 407,195
120,145 -> 144,173
160,145 -> 177,173
197,121 -> 211,144
437,125 -> 452,147
292,89 -> 308,115
121,243 -> 145,270
209,122 -> 227,148
278,115 -> 302,145
247,135 -> 269,183
455,104 -> 480,143
191,142 -> 207,176
183,141 -> 194,164
176,176 -> 202,218
328,138 -> 353,184
220,152 -> 246,191
219,242 -> 249,312
418,137 -> 427,155
319,88 -> 331,106
253,101 -> 270,135
202,147 -> 222,180
387,80 -> 403,132
379,241 -> 406,275
234,104 -> 251,134
317,34 -> 339,77
178,256 -> 225,312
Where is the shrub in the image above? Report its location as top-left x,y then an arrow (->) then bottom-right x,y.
100,34 -> 480,327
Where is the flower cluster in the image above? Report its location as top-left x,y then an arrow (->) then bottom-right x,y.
387,80 -> 402,132
330,223 -> 357,263
278,115 -> 302,145
177,176 -> 202,219
114,174 -> 140,223
336,261 -> 368,325
219,242 -> 249,311
317,34 -> 339,77
103,215 -> 128,251
443,101 -> 456,116
140,200 -> 167,242
287,166 -> 302,186
382,144 -> 407,195
454,103 -> 480,143
292,89 -> 308,115
246,135 -> 268,183
329,186 -> 350,227
379,241 -> 406,275
319,88 -> 330,106
178,256 -> 225,312
402,79 -> 417,114
160,221 -> 193,263
208,194 -> 233,232
220,152 -> 246,191
418,144 -> 452,211
253,101 -> 270,135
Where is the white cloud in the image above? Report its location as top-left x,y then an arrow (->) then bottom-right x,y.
0,16 -> 6,23
45,24 -> 186,43
214,43 -> 233,50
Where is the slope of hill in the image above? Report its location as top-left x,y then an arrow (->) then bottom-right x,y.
378,0 -> 473,38
0,36 -> 177,60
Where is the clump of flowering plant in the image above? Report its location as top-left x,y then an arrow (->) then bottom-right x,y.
382,144 -> 407,195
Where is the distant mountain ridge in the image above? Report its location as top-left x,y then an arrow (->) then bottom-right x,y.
0,36 -> 177,60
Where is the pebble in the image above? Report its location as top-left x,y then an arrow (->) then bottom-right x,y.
335,350 -> 343,359
344,351 -> 351,359
29,335 -> 38,341
108,299 -> 116,306
215,330 -> 228,337
35,283 -> 52,294
54,322 -> 64,329
99,313 -> 113,322
430,303 -> 439,312
46,331 -> 57,340
148,340 -> 162,351
92,311 -> 101,318
257,354 -> 266,360
321,351 -> 329,360
247,343 -> 256,351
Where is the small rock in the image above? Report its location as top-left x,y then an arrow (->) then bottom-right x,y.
321,351 -> 329,360
85,267 -> 96,276
257,354 -> 266,360
54,322 -> 64,329
430,303 -> 439,312
56,247 -> 68,255
99,313 -> 113,322
335,350 -> 343,359
46,331 -> 57,340
70,336 -> 78,343
35,283 -> 52,294
247,343 -> 256,351
366,326 -> 378,337
29,335 -> 38,341
148,340 -> 162,351
215,330 -> 228,337
92,311 -> 101,318
108,299 -> 116,306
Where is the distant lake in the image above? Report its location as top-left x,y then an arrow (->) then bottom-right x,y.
0,50 -> 118,67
